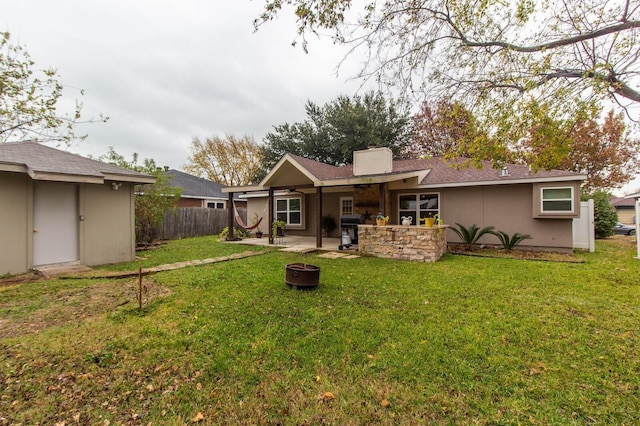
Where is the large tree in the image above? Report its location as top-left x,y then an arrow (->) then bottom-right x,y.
513,110 -> 640,191
0,32 -> 106,144
407,100 -> 500,163
256,0 -> 640,161
260,91 -> 411,178
184,134 -> 263,186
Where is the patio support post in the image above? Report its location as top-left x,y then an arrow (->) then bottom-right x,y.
227,192 -> 234,241
379,183 -> 386,217
268,188 -> 274,245
636,198 -> 640,259
316,186 -> 322,248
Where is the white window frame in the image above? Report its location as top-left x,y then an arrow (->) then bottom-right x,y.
275,196 -> 303,228
398,192 -> 440,225
540,186 -> 574,214
340,197 -> 354,217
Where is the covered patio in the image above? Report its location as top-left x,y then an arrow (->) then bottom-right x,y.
225,235 -> 344,252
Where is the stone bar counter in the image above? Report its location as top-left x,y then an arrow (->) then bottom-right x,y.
358,224 -> 448,262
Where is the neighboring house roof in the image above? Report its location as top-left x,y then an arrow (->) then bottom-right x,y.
224,152 -> 586,192
166,169 -> 240,200
624,192 -> 640,200
611,197 -> 636,208
0,141 -> 155,184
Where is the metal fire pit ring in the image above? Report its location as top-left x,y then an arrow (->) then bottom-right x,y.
285,263 -> 320,290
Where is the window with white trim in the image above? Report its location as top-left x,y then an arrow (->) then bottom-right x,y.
398,193 -> 439,224
541,187 -> 574,213
340,197 -> 353,216
276,197 -> 302,226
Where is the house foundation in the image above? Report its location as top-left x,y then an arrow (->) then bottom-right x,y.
358,225 -> 448,262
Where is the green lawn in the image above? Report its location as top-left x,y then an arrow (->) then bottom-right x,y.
1,236 -> 639,424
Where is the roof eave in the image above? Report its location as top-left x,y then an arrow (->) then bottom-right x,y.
419,174 -> 587,188
318,170 -> 428,187
102,173 -> 156,184
222,184 -> 267,193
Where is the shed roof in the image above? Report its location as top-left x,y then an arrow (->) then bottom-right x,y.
0,141 -> 155,184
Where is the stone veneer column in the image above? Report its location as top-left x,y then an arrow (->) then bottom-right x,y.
357,224 -> 448,262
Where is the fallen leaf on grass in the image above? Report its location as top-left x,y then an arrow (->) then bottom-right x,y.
527,361 -> 548,376
381,399 -> 390,407
191,412 -> 204,423
317,391 -> 335,402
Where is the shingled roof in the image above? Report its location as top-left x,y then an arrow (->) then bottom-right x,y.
0,141 -> 155,183
287,154 -> 583,186
166,169 -> 240,199
418,157 -> 583,186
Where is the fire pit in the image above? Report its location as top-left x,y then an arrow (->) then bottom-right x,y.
285,263 -> 320,289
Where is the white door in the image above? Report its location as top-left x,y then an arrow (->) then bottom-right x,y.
33,182 -> 79,266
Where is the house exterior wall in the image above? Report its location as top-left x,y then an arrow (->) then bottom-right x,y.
0,172 -> 30,275
177,198 -> 203,208
80,182 -> 136,266
616,207 -> 635,225
246,191 -> 351,238
390,184 -> 575,250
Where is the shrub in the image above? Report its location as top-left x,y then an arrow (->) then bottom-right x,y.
219,227 -> 249,241
491,231 -> 532,250
583,190 -> 617,238
451,223 -> 496,245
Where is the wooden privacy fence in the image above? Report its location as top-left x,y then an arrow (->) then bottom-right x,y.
158,207 -> 246,240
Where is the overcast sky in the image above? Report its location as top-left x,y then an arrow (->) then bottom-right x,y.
3,0 -> 639,194
3,0 -> 372,169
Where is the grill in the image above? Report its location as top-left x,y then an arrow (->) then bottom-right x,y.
339,214 -> 364,250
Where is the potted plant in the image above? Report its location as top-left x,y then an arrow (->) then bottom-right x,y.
252,213 -> 264,238
420,215 -> 435,227
376,212 -> 389,226
272,220 -> 286,237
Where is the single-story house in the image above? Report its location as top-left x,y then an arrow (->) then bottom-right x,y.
624,191 -> 640,259
165,169 -> 245,209
0,141 -> 155,275
611,196 -> 636,224
223,147 -> 587,253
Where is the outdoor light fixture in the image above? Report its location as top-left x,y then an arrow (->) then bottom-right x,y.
111,182 -> 122,191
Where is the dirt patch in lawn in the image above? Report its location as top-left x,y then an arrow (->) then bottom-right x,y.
0,279 -> 170,339
448,245 -> 585,263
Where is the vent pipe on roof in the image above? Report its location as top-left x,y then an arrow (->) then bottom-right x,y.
500,166 -> 509,177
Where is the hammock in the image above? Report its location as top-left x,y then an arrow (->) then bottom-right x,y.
233,200 -> 267,231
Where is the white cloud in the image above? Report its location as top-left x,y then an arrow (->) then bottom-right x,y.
4,0 -> 369,168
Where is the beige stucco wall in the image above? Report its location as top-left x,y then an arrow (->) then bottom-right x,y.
617,208 -> 635,225
80,182 -> 136,266
0,172 -> 30,275
1,173 -> 137,275
245,191 -> 350,238
392,184 -> 575,250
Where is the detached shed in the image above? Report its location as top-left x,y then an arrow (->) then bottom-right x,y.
0,142 -> 155,275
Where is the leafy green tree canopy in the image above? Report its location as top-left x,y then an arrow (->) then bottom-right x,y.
259,91 -> 411,179
98,147 -> 181,245
0,32 -> 107,144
